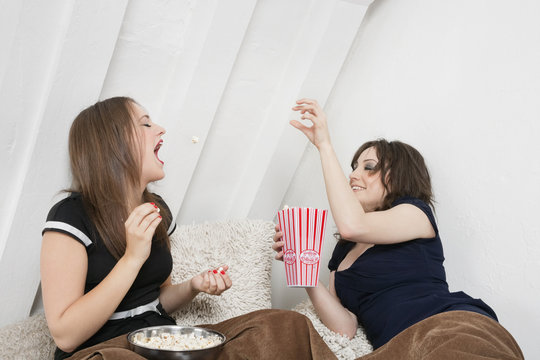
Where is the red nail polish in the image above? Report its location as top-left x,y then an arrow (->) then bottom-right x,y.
220,270 -> 225,275
158,215 -> 162,218
208,270 -> 212,273
150,202 -> 155,205
213,270 -> 217,274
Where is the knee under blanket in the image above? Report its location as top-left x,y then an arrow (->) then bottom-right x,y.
357,310 -> 523,360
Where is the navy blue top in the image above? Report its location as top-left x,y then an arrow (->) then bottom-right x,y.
329,196 -> 497,349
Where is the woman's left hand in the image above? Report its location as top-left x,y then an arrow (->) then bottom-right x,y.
190,265 -> 232,296
290,98 -> 331,149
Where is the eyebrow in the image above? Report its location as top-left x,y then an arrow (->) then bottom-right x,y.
362,158 -> 378,163
137,115 -> 150,122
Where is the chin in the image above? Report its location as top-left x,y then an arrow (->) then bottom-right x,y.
154,172 -> 165,181
143,172 -> 165,185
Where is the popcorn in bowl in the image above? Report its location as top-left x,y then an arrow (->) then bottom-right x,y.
132,330 -> 222,350
128,325 -> 226,360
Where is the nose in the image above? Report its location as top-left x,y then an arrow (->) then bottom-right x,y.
156,123 -> 166,136
349,167 -> 360,181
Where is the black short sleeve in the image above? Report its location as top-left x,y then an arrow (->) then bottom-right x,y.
392,196 -> 438,235
42,193 -> 94,248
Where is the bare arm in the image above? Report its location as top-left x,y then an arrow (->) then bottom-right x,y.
41,233 -> 145,352
159,265 -> 232,314
291,99 -> 434,244
41,203 -> 161,352
306,272 -> 358,339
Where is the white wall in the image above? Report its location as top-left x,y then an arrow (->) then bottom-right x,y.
279,0 -> 539,357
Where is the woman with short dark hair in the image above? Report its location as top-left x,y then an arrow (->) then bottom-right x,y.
273,98 -> 523,359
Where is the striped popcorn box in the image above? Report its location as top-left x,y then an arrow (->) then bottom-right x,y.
277,207 -> 328,287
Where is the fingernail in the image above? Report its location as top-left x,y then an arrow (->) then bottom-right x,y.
158,215 -> 162,219
208,270 -> 212,273
220,270 -> 225,275
213,270 -> 218,274
150,202 -> 155,205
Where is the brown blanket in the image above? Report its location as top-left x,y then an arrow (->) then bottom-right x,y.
66,309 -> 523,360
66,309 -> 337,360
358,310 -> 523,360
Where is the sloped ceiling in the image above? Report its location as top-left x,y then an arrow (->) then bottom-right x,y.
0,0 -> 372,326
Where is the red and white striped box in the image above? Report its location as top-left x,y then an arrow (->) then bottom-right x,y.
277,207 -> 328,287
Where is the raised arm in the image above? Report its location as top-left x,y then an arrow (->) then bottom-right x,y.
40,203 -> 161,352
291,99 -> 434,244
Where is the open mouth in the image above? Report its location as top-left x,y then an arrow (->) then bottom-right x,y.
351,186 -> 365,191
154,140 -> 164,164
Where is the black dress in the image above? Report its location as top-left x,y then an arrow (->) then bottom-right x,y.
43,192 -> 177,360
328,196 -> 497,349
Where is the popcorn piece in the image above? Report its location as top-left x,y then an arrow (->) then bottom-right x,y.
191,136 -> 199,144
282,205 -> 289,210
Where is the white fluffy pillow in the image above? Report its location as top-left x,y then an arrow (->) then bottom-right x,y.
293,299 -> 373,360
0,313 -> 55,360
169,219 -> 275,325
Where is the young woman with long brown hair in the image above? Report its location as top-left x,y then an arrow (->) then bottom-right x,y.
272,99 -> 524,359
41,97 -> 336,360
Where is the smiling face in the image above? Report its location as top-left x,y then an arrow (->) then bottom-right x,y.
130,102 -> 166,188
349,146 -> 387,212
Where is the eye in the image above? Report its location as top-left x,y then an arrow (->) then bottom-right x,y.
364,165 -> 374,171
142,123 -> 151,128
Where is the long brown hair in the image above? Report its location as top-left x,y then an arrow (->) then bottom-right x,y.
68,97 -> 170,259
351,139 -> 434,211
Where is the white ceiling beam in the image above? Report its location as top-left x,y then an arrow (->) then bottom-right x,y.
0,0 -> 24,88
153,0 -> 259,221
99,0 -> 198,113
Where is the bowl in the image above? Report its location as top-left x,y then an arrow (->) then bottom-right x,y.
127,325 -> 226,360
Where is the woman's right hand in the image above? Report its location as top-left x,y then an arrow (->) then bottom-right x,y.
124,202 -> 162,266
272,224 -> 285,261
290,98 -> 331,149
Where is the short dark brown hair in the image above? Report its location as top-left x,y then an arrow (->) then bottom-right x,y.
351,139 -> 434,211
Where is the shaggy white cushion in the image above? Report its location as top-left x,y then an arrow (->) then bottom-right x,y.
0,219 -> 275,360
169,219 -> 275,325
0,312 -> 55,360
293,298 -> 373,360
